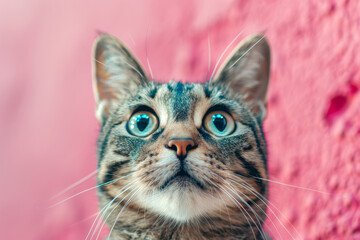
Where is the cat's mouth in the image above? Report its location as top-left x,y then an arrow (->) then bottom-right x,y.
159,168 -> 204,190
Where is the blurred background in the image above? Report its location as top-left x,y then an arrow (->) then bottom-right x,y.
1,0 -> 360,239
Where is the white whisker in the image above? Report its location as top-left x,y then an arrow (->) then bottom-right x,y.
231,175 -> 302,240
147,58 -> 154,80
228,178 -> 283,240
127,33 -> 136,46
106,187 -> 142,240
235,172 -> 328,194
50,174 -> 131,208
86,180 -> 137,240
145,28 -> 154,80
229,35 -> 264,69
220,186 -> 258,239
207,34 -> 211,80
91,180 -> 139,240
210,31 -> 243,80
196,166 -> 267,239
51,170 -> 97,200
223,184 -> 267,240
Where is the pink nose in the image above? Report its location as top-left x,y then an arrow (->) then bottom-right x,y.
167,138 -> 196,157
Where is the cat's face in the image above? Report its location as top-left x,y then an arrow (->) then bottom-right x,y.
93,34 -> 270,237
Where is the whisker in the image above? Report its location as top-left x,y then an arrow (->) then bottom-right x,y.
131,179 -> 163,237
70,211 -> 100,227
233,175 -> 302,239
231,175 -> 302,240
51,169 -> 97,200
147,58 -> 154,80
216,189 -> 234,230
228,35 -> 264,69
228,178 -> 283,240
209,30 -> 243,80
89,180 -> 139,240
223,184 -> 267,240
106,187 -> 142,240
145,28 -> 154,80
127,32 -> 136,46
86,201 -> 117,240
220,186 -> 258,239
50,174 -> 132,208
96,190 -> 134,240
195,167 -> 267,239
261,177 -> 329,195
234,172 -> 329,194
206,34 -> 211,80
227,185 -> 273,239
86,181 -> 135,240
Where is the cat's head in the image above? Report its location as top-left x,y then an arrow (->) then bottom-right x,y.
92,34 -> 270,229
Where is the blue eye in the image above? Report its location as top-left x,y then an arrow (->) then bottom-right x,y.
204,111 -> 235,137
127,111 -> 158,137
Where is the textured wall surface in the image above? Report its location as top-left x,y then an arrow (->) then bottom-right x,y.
1,0 -> 360,239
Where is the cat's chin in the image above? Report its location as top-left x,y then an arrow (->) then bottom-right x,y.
136,186 -> 226,222
159,169 -> 205,190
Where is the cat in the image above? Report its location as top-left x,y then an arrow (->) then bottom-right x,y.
91,33 -> 271,240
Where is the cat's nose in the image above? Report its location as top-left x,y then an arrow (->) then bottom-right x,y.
166,138 -> 197,159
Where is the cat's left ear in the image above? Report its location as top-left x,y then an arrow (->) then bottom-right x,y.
212,34 -> 270,122
92,34 -> 149,123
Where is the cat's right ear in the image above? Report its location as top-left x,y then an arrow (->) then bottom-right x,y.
211,34 -> 270,122
92,34 -> 149,123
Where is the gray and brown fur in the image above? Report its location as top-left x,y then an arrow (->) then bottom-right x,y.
92,34 -> 271,240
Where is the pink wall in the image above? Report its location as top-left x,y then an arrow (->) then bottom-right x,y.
1,0 -> 360,239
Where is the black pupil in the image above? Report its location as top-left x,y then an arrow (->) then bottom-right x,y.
136,114 -> 150,132
212,114 -> 227,132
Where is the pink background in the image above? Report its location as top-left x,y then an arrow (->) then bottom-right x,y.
1,0 -> 360,239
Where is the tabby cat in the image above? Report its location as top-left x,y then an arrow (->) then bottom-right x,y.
92,33 -> 271,240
